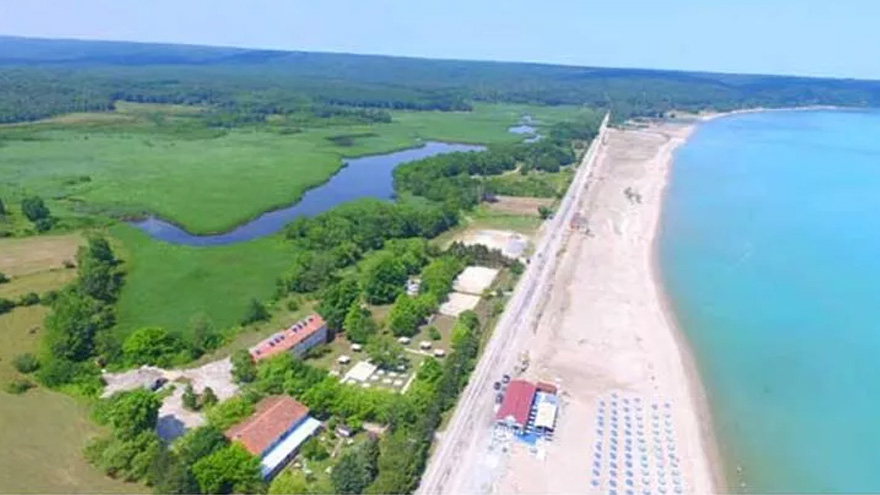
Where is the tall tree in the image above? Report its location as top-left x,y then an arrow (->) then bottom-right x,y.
365,334 -> 406,370
317,277 -> 360,331
44,289 -> 103,361
108,389 -> 162,440
20,196 -> 50,222
343,303 -> 378,344
191,444 -> 263,495
362,253 -> 407,304
123,326 -> 181,367
231,349 -> 257,384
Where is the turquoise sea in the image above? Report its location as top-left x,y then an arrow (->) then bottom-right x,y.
659,110 -> 880,493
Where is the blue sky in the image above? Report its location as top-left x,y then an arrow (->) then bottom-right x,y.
0,0 -> 876,79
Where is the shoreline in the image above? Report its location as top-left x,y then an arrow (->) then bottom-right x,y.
649,121 -> 728,493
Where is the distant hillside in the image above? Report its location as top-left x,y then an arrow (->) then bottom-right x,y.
1,35 -> 878,124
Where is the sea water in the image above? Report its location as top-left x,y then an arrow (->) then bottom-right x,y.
659,110 -> 880,493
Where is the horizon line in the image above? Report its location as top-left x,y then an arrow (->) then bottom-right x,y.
1,33 -> 875,84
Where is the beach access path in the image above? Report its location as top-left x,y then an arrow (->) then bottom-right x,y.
419,119 -> 721,494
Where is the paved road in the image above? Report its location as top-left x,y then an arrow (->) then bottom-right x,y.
417,114 -> 610,494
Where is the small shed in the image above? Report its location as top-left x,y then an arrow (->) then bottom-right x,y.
419,341 -> 432,350
351,343 -> 363,352
337,355 -> 351,365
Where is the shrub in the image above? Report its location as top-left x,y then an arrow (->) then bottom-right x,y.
123,327 -> 182,367
428,326 -> 442,341
21,196 -> 50,222
206,397 -> 254,431
510,261 -> 525,276
0,298 -> 15,314
183,383 -> 199,411
18,292 -> 40,306
34,217 -> 54,232
201,387 -> 219,409
13,353 -> 40,373
241,298 -> 269,325
231,349 -> 257,384
0,272 -> 9,284
4,377 -> 34,394
300,437 -> 329,461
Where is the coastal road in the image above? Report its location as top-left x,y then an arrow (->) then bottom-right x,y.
417,113 -> 610,495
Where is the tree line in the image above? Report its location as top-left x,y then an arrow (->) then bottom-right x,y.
5,36 -> 880,124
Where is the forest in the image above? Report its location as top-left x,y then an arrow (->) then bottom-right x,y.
3,35 -> 880,124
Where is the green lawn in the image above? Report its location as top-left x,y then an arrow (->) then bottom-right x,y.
110,224 -> 293,338
0,389 -> 140,494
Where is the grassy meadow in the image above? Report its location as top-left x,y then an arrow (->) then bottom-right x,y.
110,224 -> 293,339
0,235 -> 137,495
0,102 -> 587,234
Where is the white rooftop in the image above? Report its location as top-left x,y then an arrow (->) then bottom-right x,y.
260,416 -> 322,479
439,292 -> 481,317
453,266 -> 500,295
343,360 -> 378,383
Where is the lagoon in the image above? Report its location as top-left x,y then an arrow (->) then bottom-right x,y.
660,110 -> 880,492
131,141 -> 483,246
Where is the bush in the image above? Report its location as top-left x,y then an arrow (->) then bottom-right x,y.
13,353 -> 40,373
21,196 -> 50,222
183,383 -> 199,411
300,437 -> 329,461
538,205 -> 553,219
123,327 -> 182,367
201,387 -> 219,409
18,292 -> 40,306
34,217 -> 54,232
0,272 -> 9,284
40,289 -> 59,306
231,349 -> 257,384
206,396 -> 255,431
241,298 -> 269,325
428,326 -> 442,341
0,298 -> 15,314
4,377 -> 34,394
510,261 -> 525,276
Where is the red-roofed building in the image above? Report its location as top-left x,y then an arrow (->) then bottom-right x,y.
249,314 -> 327,362
495,379 -> 537,433
225,395 -> 322,479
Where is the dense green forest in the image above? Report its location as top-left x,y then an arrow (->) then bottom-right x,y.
2,36 -> 879,124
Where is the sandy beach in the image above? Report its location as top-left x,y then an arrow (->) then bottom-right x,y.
432,119 -> 724,495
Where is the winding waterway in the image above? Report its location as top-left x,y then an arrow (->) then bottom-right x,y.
130,141 -> 483,246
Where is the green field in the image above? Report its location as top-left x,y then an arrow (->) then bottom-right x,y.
0,235 -> 137,494
0,102 -> 586,235
0,389 -> 140,494
110,224 -> 293,338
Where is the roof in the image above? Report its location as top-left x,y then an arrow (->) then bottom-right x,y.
250,314 -> 326,362
260,416 -> 322,478
495,380 -> 536,427
225,396 -> 310,456
536,381 -> 558,394
534,391 -> 558,429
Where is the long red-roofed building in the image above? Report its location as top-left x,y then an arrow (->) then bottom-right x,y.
249,314 -> 327,362
225,395 -> 322,480
495,379 -> 537,433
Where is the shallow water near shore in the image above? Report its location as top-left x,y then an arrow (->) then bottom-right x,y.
660,110 -> 880,492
